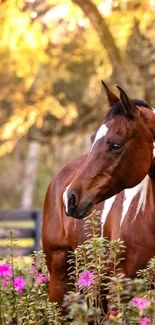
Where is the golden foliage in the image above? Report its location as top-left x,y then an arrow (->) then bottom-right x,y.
0,0 -> 155,155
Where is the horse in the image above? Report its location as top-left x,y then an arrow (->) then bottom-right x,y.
42,82 -> 155,306
64,82 -> 155,279
42,83 -> 118,304
42,151 -> 104,304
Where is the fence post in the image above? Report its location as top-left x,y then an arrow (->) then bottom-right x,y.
33,211 -> 42,251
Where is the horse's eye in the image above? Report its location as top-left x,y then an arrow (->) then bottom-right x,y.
110,142 -> 122,150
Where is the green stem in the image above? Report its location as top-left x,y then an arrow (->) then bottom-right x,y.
9,230 -> 17,324
0,276 -> 2,325
75,251 -> 79,292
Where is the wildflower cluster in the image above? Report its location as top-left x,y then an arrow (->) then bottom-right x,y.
0,263 -> 25,293
0,251 -> 55,325
66,211 -> 155,325
0,263 -> 12,278
30,263 -> 49,284
1,211 -> 155,325
132,298 -> 149,311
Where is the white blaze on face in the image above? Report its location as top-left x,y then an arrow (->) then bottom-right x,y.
63,124 -> 108,213
101,195 -> 116,236
92,124 -> 108,149
63,184 -> 70,213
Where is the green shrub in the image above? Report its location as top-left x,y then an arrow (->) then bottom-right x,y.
1,212 -> 155,325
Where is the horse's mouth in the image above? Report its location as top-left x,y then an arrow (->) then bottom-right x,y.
67,202 -> 93,219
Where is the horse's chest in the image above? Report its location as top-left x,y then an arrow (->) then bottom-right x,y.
66,218 -> 85,249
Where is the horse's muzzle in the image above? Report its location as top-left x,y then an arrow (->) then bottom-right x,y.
66,201 -> 92,219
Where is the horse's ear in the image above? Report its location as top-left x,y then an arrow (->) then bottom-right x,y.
117,86 -> 136,119
101,80 -> 119,107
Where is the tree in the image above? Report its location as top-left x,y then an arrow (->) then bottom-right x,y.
0,0 -> 155,208
71,0 -> 130,86
21,140 -> 41,210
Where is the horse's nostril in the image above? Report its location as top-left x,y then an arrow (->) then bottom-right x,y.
68,192 -> 77,207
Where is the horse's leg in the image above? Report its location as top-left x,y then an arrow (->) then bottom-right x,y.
47,248 -> 69,305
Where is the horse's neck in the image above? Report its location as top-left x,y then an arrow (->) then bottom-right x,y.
149,156 -> 155,179
139,107 -> 155,220
148,173 -> 155,214
139,108 -> 155,179
148,110 -> 155,176
136,174 -> 155,225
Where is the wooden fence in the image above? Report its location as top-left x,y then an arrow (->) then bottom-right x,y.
0,210 -> 42,258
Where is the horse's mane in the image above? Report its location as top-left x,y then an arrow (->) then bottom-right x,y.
106,99 -> 151,118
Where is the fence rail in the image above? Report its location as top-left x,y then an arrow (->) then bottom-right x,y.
0,210 -> 42,258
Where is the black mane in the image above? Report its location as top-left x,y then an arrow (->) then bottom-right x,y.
106,99 -> 151,118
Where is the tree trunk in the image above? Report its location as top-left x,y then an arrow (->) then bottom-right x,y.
72,0 -> 130,86
126,20 -> 155,106
21,141 -> 41,210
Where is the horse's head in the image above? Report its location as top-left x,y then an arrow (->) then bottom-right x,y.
63,82 -> 154,219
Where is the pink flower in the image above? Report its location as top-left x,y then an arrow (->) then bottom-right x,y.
110,311 -> 117,316
0,264 -> 12,279
78,270 -> 94,288
31,264 -> 37,274
132,298 -> 149,310
140,318 -> 155,325
109,311 -> 118,320
1,279 -> 8,286
30,264 -> 48,284
35,273 -> 48,284
13,277 -> 25,293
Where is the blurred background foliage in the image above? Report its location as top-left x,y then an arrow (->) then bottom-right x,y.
0,0 -> 155,209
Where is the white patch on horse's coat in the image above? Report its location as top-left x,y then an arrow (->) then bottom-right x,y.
120,185 -> 141,226
63,185 -> 70,213
120,176 -> 149,226
135,175 -> 149,218
152,108 -> 155,114
101,195 -> 116,236
92,124 -> 108,148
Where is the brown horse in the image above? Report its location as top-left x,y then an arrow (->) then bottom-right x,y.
42,152 -> 104,304
42,83 -> 155,305
65,83 -> 155,278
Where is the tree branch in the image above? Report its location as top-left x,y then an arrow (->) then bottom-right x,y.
72,0 -> 129,85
